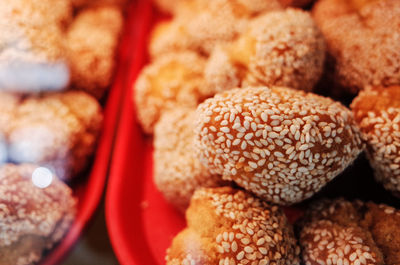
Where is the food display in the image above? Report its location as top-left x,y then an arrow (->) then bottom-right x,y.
0,0 -> 126,263
0,164 -> 76,265
120,0 -> 400,264
298,198 -> 400,265
167,187 -> 300,264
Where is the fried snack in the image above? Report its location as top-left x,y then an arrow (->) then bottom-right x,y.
0,163 -> 76,265
351,86 -> 400,196
0,93 -> 19,164
312,0 -> 400,93
154,108 -> 225,212
67,6 -> 124,99
134,52 -> 207,134
196,86 -> 363,205
7,91 -> 103,181
228,8 -> 325,92
150,0 -> 283,58
299,198 -> 400,265
166,187 -> 300,264
0,0 -> 71,93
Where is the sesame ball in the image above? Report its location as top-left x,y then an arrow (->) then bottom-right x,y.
0,163 -> 76,265
166,187 -> 300,265
298,198 -> 400,265
228,8 -> 325,92
195,86 -> 363,205
67,5 -> 124,99
154,107 -> 225,212
0,0 -> 71,93
7,91 -> 103,181
134,51 -> 207,134
312,0 -> 400,93
351,86 -> 400,196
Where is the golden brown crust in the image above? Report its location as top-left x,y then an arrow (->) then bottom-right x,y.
351,86 -> 400,195
154,108 -> 225,212
167,187 -> 300,265
312,0 -> 400,93
299,199 -> 400,265
196,86 -> 363,205
134,51 -> 207,134
67,5 -> 124,99
0,163 -> 76,265
237,9 -> 325,92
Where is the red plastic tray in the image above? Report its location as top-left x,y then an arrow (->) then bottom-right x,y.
106,1 -> 187,265
38,3 -> 135,264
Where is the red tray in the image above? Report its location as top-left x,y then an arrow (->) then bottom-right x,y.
105,1 -> 187,265
38,3 -> 135,264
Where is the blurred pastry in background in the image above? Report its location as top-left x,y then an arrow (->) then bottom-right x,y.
154,107 -> 226,212
298,198 -> 400,265
0,163 -> 77,265
166,187 -> 300,264
134,51 -> 207,134
351,86 -> 400,197
6,91 -> 103,181
312,0 -> 400,94
0,0 -> 71,93
67,5 -> 124,99
196,86 -> 363,205
227,8 -> 325,92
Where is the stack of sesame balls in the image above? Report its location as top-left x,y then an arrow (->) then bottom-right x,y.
134,0 -> 400,264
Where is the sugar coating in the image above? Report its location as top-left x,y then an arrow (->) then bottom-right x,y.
195,86 -> 363,205
166,187 -> 300,265
134,51 -> 207,134
67,5 -> 124,99
3,91 -> 102,181
299,198 -> 400,265
351,86 -> 400,196
0,164 -> 76,265
241,9 -> 325,92
0,0 -> 71,92
154,108 -> 225,212
312,0 -> 400,93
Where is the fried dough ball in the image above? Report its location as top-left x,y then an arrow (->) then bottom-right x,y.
7,91 -> 103,181
149,20 -> 198,59
195,86 -> 363,205
0,93 -> 19,164
351,86 -> 400,196
134,52 -> 207,134
312,0 -> 400,93
0,163 -> 76,265
0,0 -> 71,93
278,0 -> 314,7
154,108 -> 225,212
228,9 -> 325,92
166,187 -> 300,265
299,198 -> 400,265
150,0 -> 283,57
67,5 -> 124,99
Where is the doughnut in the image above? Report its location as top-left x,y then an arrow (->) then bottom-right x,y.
154,107 -> 225,212
299,198 -> 400,265
67,5 -> 124,99
195,86 -> 363,205
278,0 -> 314,7
312,0 -> 400,93
351,86 -> 400,196
134,51 -> 207,134
166,187 -> 300,264
228,8 -> 325,92
0,0 -> 71,92
6,91 -> 103,181
0,163 -> 76,265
